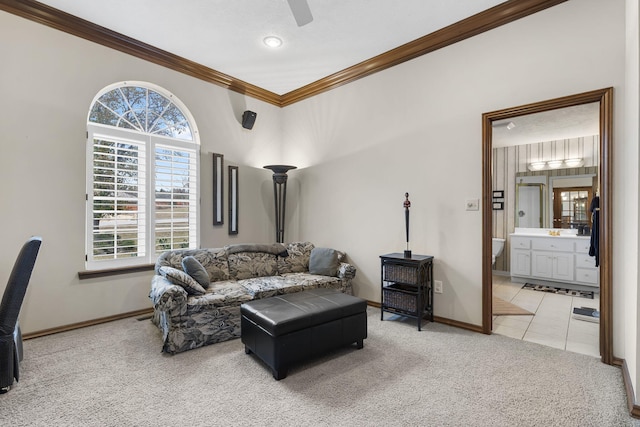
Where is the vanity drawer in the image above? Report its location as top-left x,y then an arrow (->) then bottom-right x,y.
575,268 -> 599,285
531,238 -> 574,252
511,237 -> 531,250
575,240 -> 591,254
576,253 -> 597,268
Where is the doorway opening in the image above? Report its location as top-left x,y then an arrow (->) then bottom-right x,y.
481,88 -> 613,365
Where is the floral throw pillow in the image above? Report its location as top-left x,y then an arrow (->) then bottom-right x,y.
278,242 -> 314,274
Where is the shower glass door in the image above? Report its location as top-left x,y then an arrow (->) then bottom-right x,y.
515,183 -> 544,228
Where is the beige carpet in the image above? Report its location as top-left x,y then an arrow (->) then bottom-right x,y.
493,296 -> 533,315
1,307 -> 637,426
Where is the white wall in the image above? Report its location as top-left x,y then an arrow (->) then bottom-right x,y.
281,0 -> 627,328
0,12 -> 283,333
625,0 -> 640,402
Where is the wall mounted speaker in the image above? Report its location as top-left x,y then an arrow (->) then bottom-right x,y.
242,110 -> 257,129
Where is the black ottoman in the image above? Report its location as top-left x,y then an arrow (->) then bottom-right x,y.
241,288 -> 367,380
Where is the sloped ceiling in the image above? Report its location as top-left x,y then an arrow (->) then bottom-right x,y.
0,0 -> 567,106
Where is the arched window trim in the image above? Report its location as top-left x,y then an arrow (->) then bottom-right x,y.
87,81 -> 200,142
85,82 -> 200,270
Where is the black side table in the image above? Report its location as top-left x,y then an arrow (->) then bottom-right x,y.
380,253 -> 434,331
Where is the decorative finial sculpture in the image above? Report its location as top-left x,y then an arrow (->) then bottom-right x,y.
404,192 -> 411,258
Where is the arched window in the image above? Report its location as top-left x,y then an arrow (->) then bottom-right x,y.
86,82 -> 199,269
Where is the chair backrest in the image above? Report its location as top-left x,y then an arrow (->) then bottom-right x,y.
0,237 -> 42,335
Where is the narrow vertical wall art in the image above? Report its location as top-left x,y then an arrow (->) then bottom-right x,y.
213,153 -> 224,225
228,165 -> 238,235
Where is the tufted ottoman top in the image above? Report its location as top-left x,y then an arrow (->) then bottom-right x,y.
240,288 -> 366,336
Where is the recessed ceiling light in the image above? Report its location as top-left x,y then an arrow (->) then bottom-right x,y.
492,121 -> 516,130
263,36 -> 283,48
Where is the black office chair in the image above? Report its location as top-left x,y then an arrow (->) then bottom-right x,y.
0,237 -> 42,394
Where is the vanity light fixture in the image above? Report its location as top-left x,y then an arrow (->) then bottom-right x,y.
564,158 -> 584,167
527,157 -> 585,171
506,122 -> 516,130
528,161 -> 546,171
547,160 -> 563,169
263,36 -> 283,48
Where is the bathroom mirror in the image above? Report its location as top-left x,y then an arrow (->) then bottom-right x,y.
513,167 -> 597,228
492,103 -> 600,233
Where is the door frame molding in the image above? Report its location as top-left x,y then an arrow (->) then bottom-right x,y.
481,87 -> 613,365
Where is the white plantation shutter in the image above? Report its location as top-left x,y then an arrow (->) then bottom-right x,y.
86,82 -> 199,269
90,136 -> 146,264
154,145 -> 197,255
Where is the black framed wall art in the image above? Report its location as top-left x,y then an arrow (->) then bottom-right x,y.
228,165 -> 238,235
213,153 -> 224,225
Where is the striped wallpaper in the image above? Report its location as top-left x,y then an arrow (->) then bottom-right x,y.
492,135 -> 599,273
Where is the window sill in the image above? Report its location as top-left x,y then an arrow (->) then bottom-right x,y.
78,264 -> 155,280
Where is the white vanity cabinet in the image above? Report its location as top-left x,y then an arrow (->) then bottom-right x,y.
530,238 -> 574,282
574,240 -> 599,285
510,234 -> 598,288
510,237 -> 531,277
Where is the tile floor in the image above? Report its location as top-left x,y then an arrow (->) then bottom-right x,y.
492,274 -> 600,358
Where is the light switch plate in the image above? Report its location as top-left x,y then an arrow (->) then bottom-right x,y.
465,199 -> 479,211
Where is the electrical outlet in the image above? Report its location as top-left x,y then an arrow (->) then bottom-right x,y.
434,280 -> 443,294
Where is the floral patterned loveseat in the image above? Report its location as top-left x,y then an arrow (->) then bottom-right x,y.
149,242 -> 356,354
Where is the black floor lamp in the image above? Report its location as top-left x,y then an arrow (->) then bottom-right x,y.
264,165 -> 297,243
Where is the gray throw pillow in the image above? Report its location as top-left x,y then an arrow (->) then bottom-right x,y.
182,256 -> 210,289
309,247 -> 340,276
159,266 -> 206,296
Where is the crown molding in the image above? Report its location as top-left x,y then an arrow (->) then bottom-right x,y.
280,0 -> 567,106
0,0 -> 282,106
1,0 -> 567,108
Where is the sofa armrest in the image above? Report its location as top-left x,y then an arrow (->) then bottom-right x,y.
149,275 -> 188,316
337,262 -> 356,280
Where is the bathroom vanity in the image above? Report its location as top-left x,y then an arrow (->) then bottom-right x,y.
510,229 -> 598,289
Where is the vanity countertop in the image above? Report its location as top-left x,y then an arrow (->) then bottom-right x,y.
510,232 -> 590,240
511,228 -> 591,239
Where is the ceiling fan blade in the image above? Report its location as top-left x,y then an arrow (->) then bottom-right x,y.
287,0 -> 313,27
